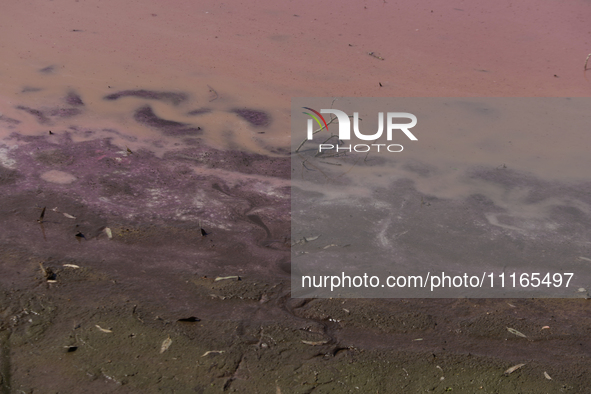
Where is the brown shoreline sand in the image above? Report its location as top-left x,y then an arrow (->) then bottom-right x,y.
1,0 -> 591,392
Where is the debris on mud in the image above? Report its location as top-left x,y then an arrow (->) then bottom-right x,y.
504,363 -> 526,375
160,336 -> 172,353
507,327 -> 527,338
215,276 -> 240,282
177,317 -> 200,323
96,325 -> 113,333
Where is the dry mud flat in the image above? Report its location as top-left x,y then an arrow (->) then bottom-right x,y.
0,133 -> 590,393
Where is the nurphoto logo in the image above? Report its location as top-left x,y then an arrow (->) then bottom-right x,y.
302,107 -> 418,153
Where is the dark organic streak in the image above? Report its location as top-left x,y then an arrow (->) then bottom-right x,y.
232,109 -> 271,127
181,138 -> 200,146
15,104 -> 81,123
133,106 -> 202,136
49,108 -> 82,118
21,87 -> 43,93
187,108 -> 211,116
65,92 -> 84,106
268,147 -> 290,156
134,106 -> 185,128
102,128 -> 138,142
39,65 -> 55,74
15,106 -> 50,124
0,115 -> 21,125
173,149 -> 290,179
104,90 -> 188,106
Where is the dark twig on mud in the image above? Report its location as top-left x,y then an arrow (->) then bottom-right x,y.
37,206 -> 47,241
368,51 -> 385,60
199,220 -> 208,236
37,206 -> 46,223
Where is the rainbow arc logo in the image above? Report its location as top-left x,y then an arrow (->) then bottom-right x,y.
302,107 -> 329,138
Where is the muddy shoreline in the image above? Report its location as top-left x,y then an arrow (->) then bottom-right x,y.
0,131 -> 590,393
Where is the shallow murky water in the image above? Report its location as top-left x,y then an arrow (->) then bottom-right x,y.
1,0 -> 590,152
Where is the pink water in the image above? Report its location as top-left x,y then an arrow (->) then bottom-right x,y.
0,0 -> 590,166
